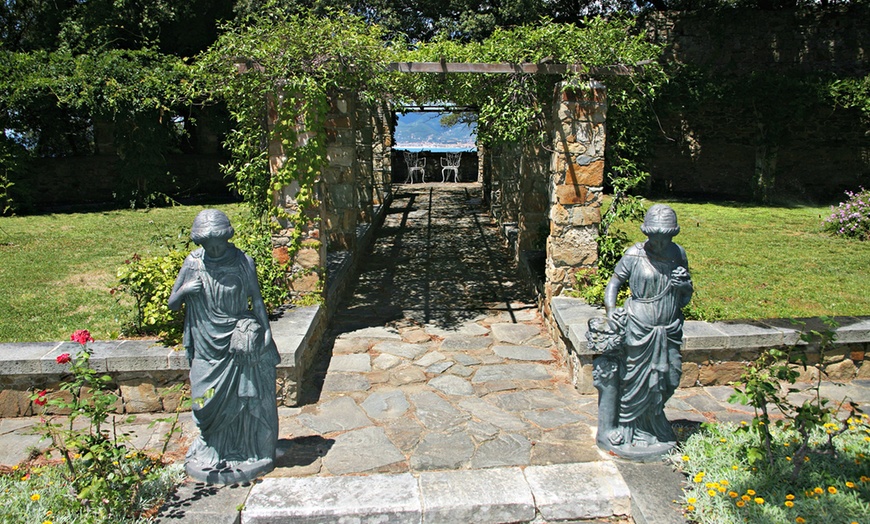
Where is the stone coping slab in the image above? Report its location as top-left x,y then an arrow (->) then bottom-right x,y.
550,296 -> 870,357
0,305 -> 323,376
241,463 -> 629,524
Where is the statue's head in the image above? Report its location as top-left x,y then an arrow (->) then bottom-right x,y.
640,204 -> 680,237
191,209 -> 235,245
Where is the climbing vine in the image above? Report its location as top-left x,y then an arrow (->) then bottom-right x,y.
192,8 -> 397,305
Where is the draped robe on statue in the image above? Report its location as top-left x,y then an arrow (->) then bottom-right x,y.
173,247 -> 280,468
610,242 -> 688,446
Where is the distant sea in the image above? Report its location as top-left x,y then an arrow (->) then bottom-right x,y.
396,144 -> 477,153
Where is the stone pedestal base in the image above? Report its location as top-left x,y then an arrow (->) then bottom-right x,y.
186,457 -> 275,485
597,439 -> 677,463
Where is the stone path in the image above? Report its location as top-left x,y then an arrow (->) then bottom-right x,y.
270,185 -> 599,478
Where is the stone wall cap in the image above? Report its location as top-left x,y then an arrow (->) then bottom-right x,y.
0,342 -> 60,375
550,297 -> 870,357
0,305 -> 324,377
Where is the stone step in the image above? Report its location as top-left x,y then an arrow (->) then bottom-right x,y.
241,462 -> 630,524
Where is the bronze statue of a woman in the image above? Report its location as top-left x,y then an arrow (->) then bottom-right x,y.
169,209 -> 279,483
589,204 -> 692,461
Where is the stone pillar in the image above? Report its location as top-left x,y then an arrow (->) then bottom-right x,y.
355,99 -> 375,223
323,92 -> 358,251
267,91 -> 325,301
372,102 -> 393,205
545,81 -> 606,301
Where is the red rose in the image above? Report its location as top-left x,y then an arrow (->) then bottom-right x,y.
34,390 -> 47,406
70,330 -> 94,345
56,353 -> 72,364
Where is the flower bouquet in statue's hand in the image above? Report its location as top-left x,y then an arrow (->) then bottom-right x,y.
586,313 -> 625,357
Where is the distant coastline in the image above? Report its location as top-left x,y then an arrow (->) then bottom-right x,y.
395,144 -> 477,152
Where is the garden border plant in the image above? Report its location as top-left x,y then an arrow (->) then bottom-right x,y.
672,319 -> 870,523
19,329 -> 187,523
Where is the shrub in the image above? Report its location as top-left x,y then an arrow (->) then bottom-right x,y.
114,250 -> 186,344
823,187 -> 870,240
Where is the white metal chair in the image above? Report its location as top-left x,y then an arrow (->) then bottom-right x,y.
403,151 -> 420,183
440,152 -> 461,182
410,157 -> 426,183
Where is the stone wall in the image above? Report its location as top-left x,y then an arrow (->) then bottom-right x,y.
549,297 -> 870,395
643,7 -> 870,201
0,305 -> 325,418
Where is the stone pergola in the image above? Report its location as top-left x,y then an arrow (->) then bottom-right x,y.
266,62 -> 626,317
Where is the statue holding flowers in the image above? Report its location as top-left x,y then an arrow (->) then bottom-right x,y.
587,204 -> 692,461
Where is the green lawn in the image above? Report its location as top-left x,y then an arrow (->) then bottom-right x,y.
613,199 -> 870,321
0,199 -> 868,342
0,204 -> 244,342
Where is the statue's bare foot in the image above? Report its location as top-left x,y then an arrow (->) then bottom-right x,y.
607,429 -> 625,446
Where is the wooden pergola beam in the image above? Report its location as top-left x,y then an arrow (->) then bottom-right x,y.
386,61 -> 650,75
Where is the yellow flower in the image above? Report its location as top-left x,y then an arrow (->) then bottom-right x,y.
720,438 -> 727,442
718,486 -> 726,493
42,521 -> 52,524
862,476 -> 870,482
687,497 -> 697,504
30,493 -> 40,501
796,518 -> 806,524
785,501 -> 795,508
786,456 -> 792,461
754,497 -> 764,505
729,491 -> 739,498
813,487 -> 824,495
687,505 -> 695,512
736,501 -> 745,507
705,482 -> 717,489
846,481 -> 856,488
720,480 -> 729,486
708,489 -> 717,496
786,494 -> 795,500
746,489 -> 756,496
783,442 -> 790,447
804,456 -> 810,462
11,465 -> 18,471
682,455 -> 690,461
731,465 -> 739,470
741,495 -> 751,501
827,486 -> 837,494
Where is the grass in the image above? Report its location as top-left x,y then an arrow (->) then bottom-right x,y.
0,203 -> 244,342
611,199 -> 870,321
672,418 -> 870,524
0,198 -> 868,342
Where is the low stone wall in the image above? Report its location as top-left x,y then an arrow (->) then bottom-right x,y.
0,305 -> 325,418
547,296 -> 870,395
